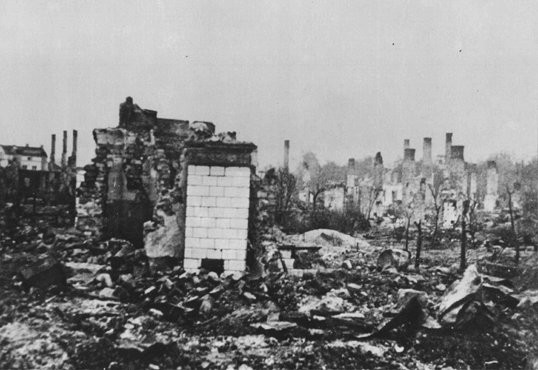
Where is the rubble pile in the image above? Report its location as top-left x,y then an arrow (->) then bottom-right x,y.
0,217 -> 537,368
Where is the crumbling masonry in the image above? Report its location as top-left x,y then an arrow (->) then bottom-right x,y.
76,99 -> 256,273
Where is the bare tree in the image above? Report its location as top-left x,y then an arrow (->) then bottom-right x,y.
505,183 -> 520,264
427,183 -> 443,247
460,199 -> 470,272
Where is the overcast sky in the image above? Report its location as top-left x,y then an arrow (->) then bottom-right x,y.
1,1 -> 538,170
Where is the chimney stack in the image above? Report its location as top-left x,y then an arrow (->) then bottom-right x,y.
423,137 -> 432,164
404,139 -> 410,150
71,129 -> 78,167
50,134 -> 56,165
61,130 -> 67,168
283,140 -> 290,171
348,158 -> 355,170
451,145 -> 464,161
404,148 -> 416,161
445,133 -> 453,162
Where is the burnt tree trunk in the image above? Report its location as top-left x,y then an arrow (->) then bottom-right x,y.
460,200 -> 470,273
415,220 -> 422,270
405,217 -> 410,252
507,191 -> 519,264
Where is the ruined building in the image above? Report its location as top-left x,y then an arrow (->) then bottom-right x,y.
76,99 -> 257,274
0,130 -> 77,210
345,132 -> 499,225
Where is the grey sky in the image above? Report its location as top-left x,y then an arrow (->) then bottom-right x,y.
1,0 -> 538,170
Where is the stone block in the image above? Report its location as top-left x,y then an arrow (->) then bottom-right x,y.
210,166 -> 226,176
232,176 -> 250,187
201,196 -> 217,207
214,239 -> 230,249
206,249 -> 223,259
223,249 -> 247,260
190,165 -> 210,176
202,176 -> 218,186
192,206 -> 209,218
209,186 -> 225,197
200,238 -> 215,249
191,248 -> 208,259
207,228 -> 236,239
216,218 -> 231,228
232,228 -> 248,240
229,197 -> 250,209
188,175 -> 204,186
188,185 -> 210,197
217,176 -> 235,187
225,167 -> 251,177
229,218 -> 248,230
183,258 -> 200,270
192,228 -> 207,238
188,196 -> 203,207
225,259 -> 246,271
225,186 -> 250,198
185,237 -> 201,248
228,239 -> 247,250
187,217 -> 215,228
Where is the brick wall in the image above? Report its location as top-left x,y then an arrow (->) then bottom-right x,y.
184,165 -> 250,272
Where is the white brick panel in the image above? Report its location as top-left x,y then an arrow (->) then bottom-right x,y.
185,164 -> 251,273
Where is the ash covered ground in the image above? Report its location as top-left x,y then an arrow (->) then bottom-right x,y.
1,218 -> 537,370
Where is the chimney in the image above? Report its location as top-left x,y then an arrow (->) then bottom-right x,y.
347,158 -> 355,169
423,137 -> 432,165
404,148 -> 416,161
71,129 -> 78,167
404,139 -> 410,150
451,145 -> 464,161
50,134 -> 56,164
61,130 -> 67,167
374,152 -> 383,166
283,140 -> 290,171
445,133 -> 453,162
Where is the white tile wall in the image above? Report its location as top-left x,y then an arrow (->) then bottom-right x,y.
184,165 -> 251,272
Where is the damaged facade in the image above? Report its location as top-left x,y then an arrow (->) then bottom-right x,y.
76,99 -> 257,273
344,133 -> 500,226
0,131 -> 77,213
